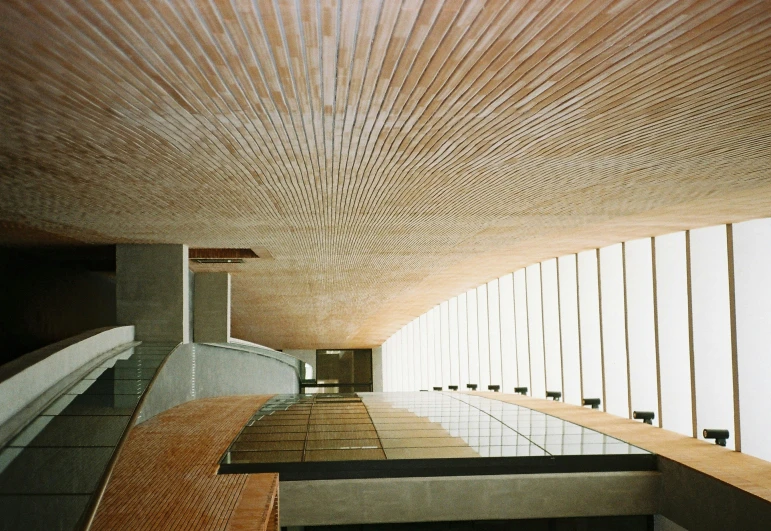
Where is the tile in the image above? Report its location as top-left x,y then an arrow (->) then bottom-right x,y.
0,447 -> 114,493
308,417 -> 372,425
370,422 -> 445,431
383,446 -> 480,459
377,430 -> 453,439
308,423 -> 374,432
227,451 -> 302,463
0,448 -> 23,475
306,439 -> 381,450
237,432 -> 307,442
0,494 -> 91,531
21,416 -> 130,448
306,430 -> 378,440
57,394 -> 140,416
380,438 -> 469,449
230,440 -> 304,452
242,424 -> 307,433
305,449 -> 386,461
7,417 -> 54,447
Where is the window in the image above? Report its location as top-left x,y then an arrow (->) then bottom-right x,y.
577,250 -> 603,402
526,264 -> 546,398
655,232 -> 692,436
690,225 -> 735,449
599,244 -> 629,417
625,238 -> 658,425
499,273 -> 517,391
558,255 -> 582,405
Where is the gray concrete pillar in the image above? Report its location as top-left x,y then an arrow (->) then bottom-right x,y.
193,272 -> 231,343
372,346 -> 384,392
116,244 -> 190,343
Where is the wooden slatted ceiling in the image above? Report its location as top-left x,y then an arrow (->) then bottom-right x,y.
91,395 -> 276,531
1,1 -> 770,348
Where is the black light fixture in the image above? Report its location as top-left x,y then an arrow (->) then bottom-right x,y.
703,429 -> 729,447
420,389 -> 428,392
488,385 -> 500,392
633,411 -> 655,425
448,385 -> 458,391
583,398 -> 601,409
546,391 -> 561,401
514,386 -> 528,395
466,383 -> 478,391
432,386 -> 442,391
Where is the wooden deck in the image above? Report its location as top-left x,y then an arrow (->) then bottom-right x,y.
478,392 -> 771,503
91,395 -> 277,531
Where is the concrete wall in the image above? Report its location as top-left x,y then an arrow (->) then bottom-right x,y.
280,472 -> 660,527
137,342 -> 300,424
116,244 -> 190,343
284,349 -> 316,379
655,514 -> 688,531
193,272 -> 230,343
372,346 -> 383,392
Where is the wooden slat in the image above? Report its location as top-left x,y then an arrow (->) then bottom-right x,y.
91,395 -> 276,531
477,391 -> 771,503
1,1 -> 771,348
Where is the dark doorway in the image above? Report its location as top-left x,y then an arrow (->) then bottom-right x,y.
314,349 -> 373,392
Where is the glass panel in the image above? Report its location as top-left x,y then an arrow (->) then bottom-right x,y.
382,339 -> 390,391
655,232 -> 693,436
433,307 -> 442,388
401,329 -> 409,392
427,308 -> 437,390
467,289 -> 480,388
526,265 -> 546,398
413,320 -> 421,391
406,321 -> 416,391
513,269 -> 530,391
624,239 -> 659,424
223,393 -> 651,470
541,259 -> 563,397
458,293 -> 470,391
733,218 -> 771,460
558,255 -> 582,405
476,285 -> 491,389
0,343 -> 177,531
690,225 -> 735,449
449,297 -> 460,387
419,315 -> 429,391
577,250 -> 603,402
499,273 -> 518,392
488,280 -> 502,389
599,244 -> 629,418
440,301 -> 451,388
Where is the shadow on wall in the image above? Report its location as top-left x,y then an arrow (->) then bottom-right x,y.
0,247 -> 117,366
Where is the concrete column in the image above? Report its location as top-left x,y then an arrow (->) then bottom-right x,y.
116,244 -> 190,343
372,346 -> 384,392
193,272 -> 231,343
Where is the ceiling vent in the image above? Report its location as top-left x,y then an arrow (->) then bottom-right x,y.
190,248 -> 262,264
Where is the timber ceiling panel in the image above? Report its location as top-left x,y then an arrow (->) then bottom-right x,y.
1,0 -> 771,348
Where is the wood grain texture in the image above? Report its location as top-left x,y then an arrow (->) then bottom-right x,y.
1,1 -> 770,348
477,392 -> 771,503
91,395 -> 275,531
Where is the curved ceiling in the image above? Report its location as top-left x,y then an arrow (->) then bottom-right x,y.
1,0 -> 771,348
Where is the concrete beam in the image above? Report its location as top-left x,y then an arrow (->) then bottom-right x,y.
279,471 -> 660,527
116,244 -> 190,343
193,272 -> 231,343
